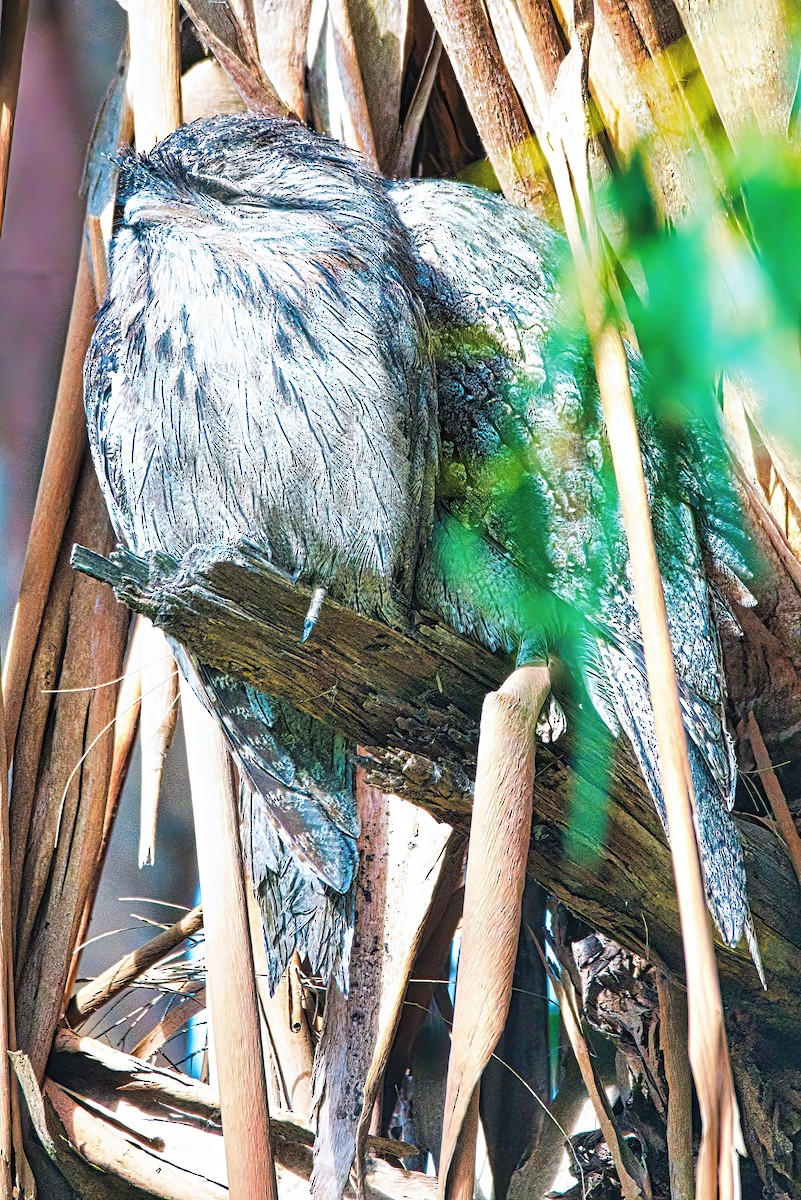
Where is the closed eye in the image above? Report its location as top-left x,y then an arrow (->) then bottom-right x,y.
192,172 -> 328,213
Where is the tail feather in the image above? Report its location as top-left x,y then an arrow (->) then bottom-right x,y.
594,639 -> 758,967
174,648 -> 357,991
241,783 -> 354,991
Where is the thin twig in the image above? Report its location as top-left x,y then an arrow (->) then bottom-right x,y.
66,905 -> 203,1026
132,984 -> 207,1062
746,711 -> 801,888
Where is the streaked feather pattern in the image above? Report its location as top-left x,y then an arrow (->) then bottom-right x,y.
84,116 -> 759,990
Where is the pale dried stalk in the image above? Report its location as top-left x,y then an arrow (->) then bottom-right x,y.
127,0 -> 182,151
45,1078 -> 228,1200
438,664 -> 551,1199
180,678 -> 277,1200
66,904 -> 203,1026
0,0 -> 30,232
138,621 -> 180,867
511,5 -> 743,1195
593,330 -> 742,1200
656,974 -> 694,1200
552,967 -> 649,1199
747,711 -> 801,888
132,983 -> 207,1062
2,242 -> 96,757
327,0 -> 379,167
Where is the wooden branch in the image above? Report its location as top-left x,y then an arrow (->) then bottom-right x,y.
44,1032 -> 430,1199
69,538 -> 801,1039
65,905 -> 203,1026
0,0 -> 30,233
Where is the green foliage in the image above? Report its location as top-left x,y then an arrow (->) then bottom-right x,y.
438,128 -> 801,862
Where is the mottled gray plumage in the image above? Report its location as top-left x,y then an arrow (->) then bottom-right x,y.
84,114 -> 759,989
389,178 -> 759,967
85,116 -> 437,987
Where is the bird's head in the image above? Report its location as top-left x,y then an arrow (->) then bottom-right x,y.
115,115 -> 385,243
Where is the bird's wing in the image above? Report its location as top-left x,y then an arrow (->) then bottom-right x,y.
391,177 -> 757,956
178,653 -> 358,989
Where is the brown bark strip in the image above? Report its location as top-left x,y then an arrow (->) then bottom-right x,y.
313,781 -> 452,1199
381,860 -> 465,1131
65,618 -> 146,1005
356,828 -> 466,1190
13,460 -> 130,1083
656,974 -> 694,1200
421,0 -> 549,211
438,664 -> 551,1198
66,904 -> 203,1027
517,0 -> 566,91
180,0 -> 289,117
0,0 -> 30,233
3,243 -> 96,759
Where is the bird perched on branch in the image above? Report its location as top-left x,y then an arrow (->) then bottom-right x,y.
84,114 -> 760,989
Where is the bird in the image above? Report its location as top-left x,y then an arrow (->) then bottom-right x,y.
83,113 -> 760,992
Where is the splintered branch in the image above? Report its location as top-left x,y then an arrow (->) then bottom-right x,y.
438,665 -> 551,1198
